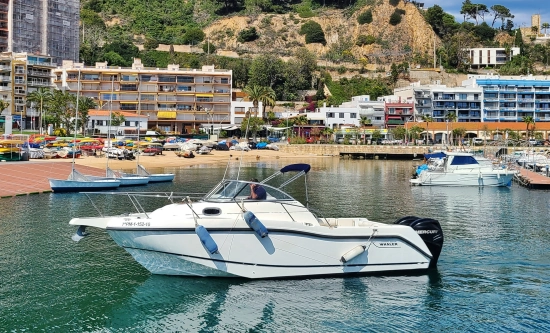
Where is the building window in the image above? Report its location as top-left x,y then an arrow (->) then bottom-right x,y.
350,113 -> 357,118
487,50 -> 491,64
327,112 -> 334,118
339,113 -> 344,118
124,121 -> 131,126
479,50 -> 482,64
459,94 -> 467,100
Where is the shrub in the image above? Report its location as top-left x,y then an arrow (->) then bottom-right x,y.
389,0 -> 400,6
389,11 -> 402,25
395,8 -> 405,15
357,10 -> 373,24
337,66 -> 347,74
299,21 -> 326,45
356,35 -> 376,46
181,28 -> 205,45
202,41 -> 216,54
297,5 -> 315,18
143,38 -> 159,50
237,27 -> 259,43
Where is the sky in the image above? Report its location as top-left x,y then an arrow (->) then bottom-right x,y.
419,0 -> 550,30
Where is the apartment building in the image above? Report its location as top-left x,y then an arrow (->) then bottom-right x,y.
465,47 -> 520,68
315,95 -> 385,129
6,0 -> 79,64
425,87 -> 483,122
465,75 -> 550,122
0,52 -> 55,129
54,59 -> 233,134
383,96 -> 414,128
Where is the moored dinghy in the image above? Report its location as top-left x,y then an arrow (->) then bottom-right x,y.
135,164 -> 174,182
69,163 -> 444,279
49,169 -> 121,192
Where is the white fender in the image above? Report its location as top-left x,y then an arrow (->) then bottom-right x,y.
340,245 -> 366,263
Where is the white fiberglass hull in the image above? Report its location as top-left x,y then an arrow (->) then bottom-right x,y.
71,213 -> 434,279
148,174 -> 175,182
118,176 -> 150,186
411,170 -> 515,187
49,178 -> 121,192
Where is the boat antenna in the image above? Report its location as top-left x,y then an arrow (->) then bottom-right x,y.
71,68 -> 81,174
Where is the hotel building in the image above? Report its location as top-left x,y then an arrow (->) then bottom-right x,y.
54,59 -> 233,134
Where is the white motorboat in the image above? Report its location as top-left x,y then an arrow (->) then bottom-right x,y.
69,163 -> 444,279
105,167 -> 149,186
410,152 -> 517,187
134,164 -> 174,182
49,169 -> 121,192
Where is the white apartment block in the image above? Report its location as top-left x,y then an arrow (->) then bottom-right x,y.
466,47 -> 520,68
54,59 -> 233,135
314,95 -> 385,129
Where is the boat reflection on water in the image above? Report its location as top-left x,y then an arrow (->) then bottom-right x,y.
106,272 -> 442,332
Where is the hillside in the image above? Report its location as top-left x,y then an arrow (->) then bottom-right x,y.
204,1 -> 438,67
86,0 -> 438,67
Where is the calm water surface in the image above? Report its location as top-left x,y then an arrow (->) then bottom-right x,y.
1,158 -> 549,332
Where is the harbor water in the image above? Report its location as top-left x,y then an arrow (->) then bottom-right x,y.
1,158 -> 549,332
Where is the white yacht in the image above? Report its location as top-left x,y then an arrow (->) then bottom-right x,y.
69,164 -> 444,279
410,152 -> 517,187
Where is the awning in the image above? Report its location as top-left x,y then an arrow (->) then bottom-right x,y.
120,101 -> 139,104
157,111 -> 177,119
0,119 -> 4,123
196,93 -> 214,97
269,126 -> 292,131
387,119 -> 404,125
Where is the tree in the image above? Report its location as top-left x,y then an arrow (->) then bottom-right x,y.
299,21 -> 326,45
181,28 -> 205,45
143,38 -> 159,50
445,112 -> 457,145
523,116 -> 534,139
321,127 -> 334,143
243,85 -> 275,119
460,0 -> 488,25
390,126 -> 406,140
357,10 -> 373,25
531,26 -> 539,35
259,87 -> 276,121
237,27 -> 259,43
543,23 -> 550,35
359,115 -> 371,127
27,87 -> 53,134
294,115 -> 308,138
47,90 -> 74,135
421,114 -> 433,143
77,96 -> 96,135
248,54 -> 284,89
240,116 -> 264,140
453,127 -> 467,145
490,5 -> 514,28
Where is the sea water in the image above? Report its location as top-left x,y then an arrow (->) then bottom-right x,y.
0,158 -> 549,332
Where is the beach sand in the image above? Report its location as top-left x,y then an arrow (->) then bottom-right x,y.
46,148 -> 328,171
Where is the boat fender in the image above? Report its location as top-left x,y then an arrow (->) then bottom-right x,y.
243,211 -> 269,238
71,225 -> 89,242
195,225 -> 219,254
340,245 -> 366,263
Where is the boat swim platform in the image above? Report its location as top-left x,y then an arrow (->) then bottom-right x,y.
0,162 -> 105,198
514,168 -> 550,189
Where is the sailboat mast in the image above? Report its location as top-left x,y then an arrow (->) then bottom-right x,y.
71,69 -> 81,171
106,76 -> 114,169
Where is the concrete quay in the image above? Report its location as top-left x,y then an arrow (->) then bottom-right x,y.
279,144 -> 435,159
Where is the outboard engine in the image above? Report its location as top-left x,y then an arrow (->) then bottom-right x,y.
394,216 -> 443,269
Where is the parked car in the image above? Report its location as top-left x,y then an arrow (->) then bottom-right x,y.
306,137 -> 314,144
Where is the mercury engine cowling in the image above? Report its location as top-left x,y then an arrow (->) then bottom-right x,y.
394,216 -> 443,268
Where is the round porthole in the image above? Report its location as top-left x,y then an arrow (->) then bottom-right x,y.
203,208 -> 221,216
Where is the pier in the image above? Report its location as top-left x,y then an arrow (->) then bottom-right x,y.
514,168 -> 550,189
278,144 -> 431,159
0,162 -> 105,197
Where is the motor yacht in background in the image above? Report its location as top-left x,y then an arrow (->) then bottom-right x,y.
411,152 -> 517,187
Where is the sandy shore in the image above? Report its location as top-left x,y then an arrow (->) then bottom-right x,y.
45,149 -> 327,171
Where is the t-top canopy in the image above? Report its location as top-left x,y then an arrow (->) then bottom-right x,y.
280,163 -> 311,174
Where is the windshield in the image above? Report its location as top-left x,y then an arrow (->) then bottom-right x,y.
204,180 -> 296,202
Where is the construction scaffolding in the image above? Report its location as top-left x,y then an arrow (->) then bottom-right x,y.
10,0 -> 79,65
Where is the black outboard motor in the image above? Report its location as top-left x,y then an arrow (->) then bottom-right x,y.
394,216 -> 444,269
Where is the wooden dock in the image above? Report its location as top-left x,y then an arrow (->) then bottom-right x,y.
514,168 -> 550,189
0,162 -> 105,197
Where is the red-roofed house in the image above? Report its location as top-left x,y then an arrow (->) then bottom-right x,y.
88,110 -> 148,137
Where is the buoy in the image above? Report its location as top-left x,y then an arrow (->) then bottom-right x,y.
71,225 -> 89,242
243,211 -> 269,238
340,245 -> 366,263
195,225 -> 218,254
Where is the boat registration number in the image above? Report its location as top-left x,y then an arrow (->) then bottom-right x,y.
122,221 -> 151,227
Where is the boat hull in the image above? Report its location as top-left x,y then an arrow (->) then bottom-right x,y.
118,176 -> 150,186
411,171 -> 515,186
104,225 -> 432,279
49,179 -> 121,192
148,174 -> 175,182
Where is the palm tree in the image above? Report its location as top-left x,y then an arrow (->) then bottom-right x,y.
294,115 -> 308,138
321,127 -> 334,143
243,85 -> 275,119
522,116 -> 534,140
77,96 -> 96,135
259,87 -> 276,121
359,115 -> 371,127
27,87 -> 53,134
543,22 -> 550,36
0,98 -> 10,115
444,112 -> 457,145
421,114 -> 433,144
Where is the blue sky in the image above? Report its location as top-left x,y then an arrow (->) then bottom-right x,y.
420,0 -> 550,29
